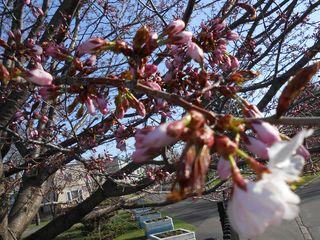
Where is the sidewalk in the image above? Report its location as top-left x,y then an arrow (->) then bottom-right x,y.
162,177 -> 320,240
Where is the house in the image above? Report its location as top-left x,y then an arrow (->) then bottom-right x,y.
39,158 -> 121,220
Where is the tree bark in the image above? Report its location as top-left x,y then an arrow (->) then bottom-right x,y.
8,176 -> 51,239
0,155 -> 8,240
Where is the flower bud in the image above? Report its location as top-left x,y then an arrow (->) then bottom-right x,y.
244,136 -> 269,159
187,42 -> 204,63
214,135 -> 237,158
251,121 -> 281,146
145,64 -> 158,76
26,64 -> 53,85
76,38 -> 108,57
164,19 -> 185,35
168,31 -> 192,45
85,97 -> 96,115
226,31 -> 239,40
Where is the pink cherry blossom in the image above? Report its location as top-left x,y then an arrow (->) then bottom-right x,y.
262,173 -> 300,220
187,42 -> 204,63
268,129 -> 313,182
228,180 -> 284,239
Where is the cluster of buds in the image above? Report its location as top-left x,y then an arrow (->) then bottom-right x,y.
132,26 -> 158,57
43,42 -> 71,61
197,18 -> 239,70
132,120 -> 185,163
84,95 -> 108,116
115,89 -> 145,119
163,20 -> 192,45
115,124 -> 126,151
242,101 -> 310,160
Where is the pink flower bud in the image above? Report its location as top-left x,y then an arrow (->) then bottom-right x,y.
41,115 -> 48,123
45,44 -> 70,60
145,64 -> 158,76
229,56 -> 239,69
245,136 -> 269,159
226,31 -> 239,40
76,38 -> 107,57
297,145 -> 310,159
164,19 -> 185,35
26,64 -> 53,85
32,45 -> 43,55
30,129 -> 39,138
213,22 -> 226,32
132,123 -> 180,163
24,0 -> 31,5
144,81 -> 161,91
85,55 -> 97,66
136,102 -> 146,117
85,97 -> 96,115
95,96 -> 108,114
168,31 -> 192,45
252,121 -> 281,146
187,42 -> 204,63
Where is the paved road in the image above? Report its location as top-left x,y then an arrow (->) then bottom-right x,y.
162,178 -> 320,240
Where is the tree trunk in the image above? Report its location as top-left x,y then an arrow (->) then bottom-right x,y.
8,175 -> 51,240
0,157 -> 8,240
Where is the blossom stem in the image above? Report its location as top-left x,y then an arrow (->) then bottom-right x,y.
228,155 -> 237,169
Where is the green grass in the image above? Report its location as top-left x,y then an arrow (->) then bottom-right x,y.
28,220 -> 49,229
52,210 -> 196,240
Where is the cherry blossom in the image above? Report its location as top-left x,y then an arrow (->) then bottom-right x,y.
228,179 -> 287,239
268,129 -> 313,182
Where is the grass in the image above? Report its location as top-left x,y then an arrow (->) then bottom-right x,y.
51,209 -> 196,240
28,220 -> 49,229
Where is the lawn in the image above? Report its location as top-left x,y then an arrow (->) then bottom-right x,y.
49,209 -> 196,240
